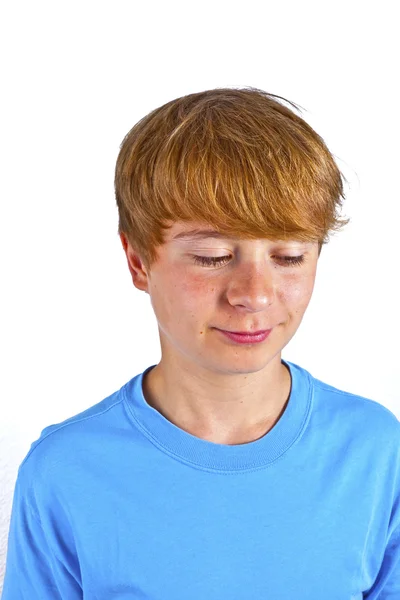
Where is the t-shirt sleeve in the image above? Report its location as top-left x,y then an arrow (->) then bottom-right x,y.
2,473 -> 83,599
363,524 -> 400,599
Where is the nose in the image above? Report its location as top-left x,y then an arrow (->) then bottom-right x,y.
225,261 -> 276,310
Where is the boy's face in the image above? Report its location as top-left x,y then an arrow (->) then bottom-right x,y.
120,221 -> 320,375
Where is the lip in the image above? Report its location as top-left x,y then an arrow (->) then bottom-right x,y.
215,328 -> 272,344
218,329 -> 270,335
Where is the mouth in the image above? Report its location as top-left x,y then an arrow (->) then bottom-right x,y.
214,328 -> 273,344
215,328 -> 271,335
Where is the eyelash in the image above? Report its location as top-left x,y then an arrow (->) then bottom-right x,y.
192,255 -> 305,268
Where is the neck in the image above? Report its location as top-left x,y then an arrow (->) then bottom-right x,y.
141,357 -> 291,445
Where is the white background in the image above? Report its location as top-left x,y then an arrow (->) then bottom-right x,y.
1,0 -> 399,590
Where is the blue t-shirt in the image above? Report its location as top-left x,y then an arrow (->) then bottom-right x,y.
2,359 -> 400,599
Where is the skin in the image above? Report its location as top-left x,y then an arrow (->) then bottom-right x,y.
120,220 -> 320,445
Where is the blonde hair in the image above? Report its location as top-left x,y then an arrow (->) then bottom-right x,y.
115,87 -> 349,270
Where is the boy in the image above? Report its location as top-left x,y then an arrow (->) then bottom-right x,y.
2,87 -> 400,598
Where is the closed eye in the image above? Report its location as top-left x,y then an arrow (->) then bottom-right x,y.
191,255 -> 305,267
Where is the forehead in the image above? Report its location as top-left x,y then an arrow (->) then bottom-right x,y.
167,221 -> 263,242
171,228 -> 242,242
166,220 -> 227,237
167,222 -> 314,247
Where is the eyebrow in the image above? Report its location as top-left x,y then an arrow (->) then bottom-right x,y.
171,229 -> 314,248
172,229 -> 239,241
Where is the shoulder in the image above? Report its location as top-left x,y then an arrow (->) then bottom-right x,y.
18,385 -> 127,482
306,365 -> 400,448
288,360 -> 400,444
314,370 -> 398,418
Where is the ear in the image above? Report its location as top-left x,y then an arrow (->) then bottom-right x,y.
119,233 -> 149,294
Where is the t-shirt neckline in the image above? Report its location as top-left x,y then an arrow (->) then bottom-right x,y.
123,359 -> 313,472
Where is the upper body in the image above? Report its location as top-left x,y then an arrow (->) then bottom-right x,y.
4,87 -> 398,598
2,359 -> 400,599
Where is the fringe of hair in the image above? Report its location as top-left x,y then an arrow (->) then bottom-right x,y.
115,87 -> 350,270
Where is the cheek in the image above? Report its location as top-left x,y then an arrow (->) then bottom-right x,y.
179,275 -> 215,310
152,270 -> 212,324
279,273 -> 316,310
